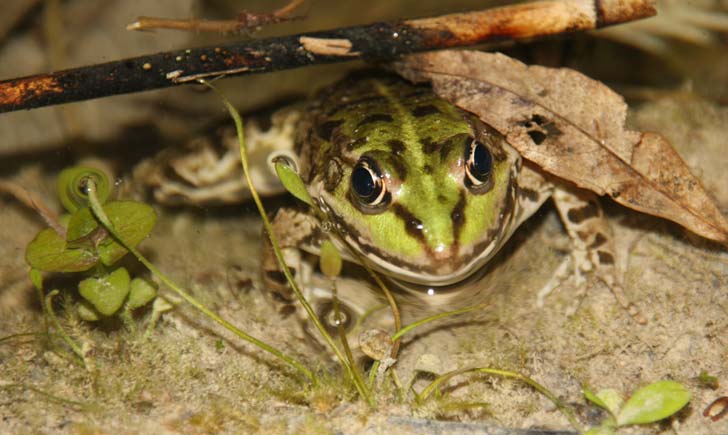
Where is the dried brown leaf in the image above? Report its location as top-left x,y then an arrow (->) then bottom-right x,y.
393,50 -> 728,244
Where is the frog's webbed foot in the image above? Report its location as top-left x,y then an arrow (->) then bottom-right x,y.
133,108 -> 299,206
541,186 -> 646,324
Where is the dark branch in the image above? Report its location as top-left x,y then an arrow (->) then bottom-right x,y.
0,0 -> 655,114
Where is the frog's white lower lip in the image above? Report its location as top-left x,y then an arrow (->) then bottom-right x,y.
357,236 -> 506,286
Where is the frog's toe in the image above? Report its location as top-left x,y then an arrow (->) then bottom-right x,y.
536,254 -> 572,307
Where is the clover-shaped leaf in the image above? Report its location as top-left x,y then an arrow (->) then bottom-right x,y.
616,381 -> 691,426
78,267 -> 131,316
66,207 -> 101,248
25,228 -> 98,273
66,207 -> 99,246
64,201 -> 156,266
29,268 -> 44,291
584,387 -> 623,418
127,277 -> 157,310
96,201 -> 156,266
77,300 -> 100,321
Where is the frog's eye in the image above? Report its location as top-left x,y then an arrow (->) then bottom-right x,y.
317,301 -> 357,335
350,157 -> 388,209
464,139 -> 493,194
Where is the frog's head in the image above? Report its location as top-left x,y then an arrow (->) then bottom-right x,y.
307,78 -> 521,286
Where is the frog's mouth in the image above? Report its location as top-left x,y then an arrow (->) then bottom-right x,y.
319,186 -> 519,287
353,234 -> 512,286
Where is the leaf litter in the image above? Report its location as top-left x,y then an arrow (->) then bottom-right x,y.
392,50 -> 728,244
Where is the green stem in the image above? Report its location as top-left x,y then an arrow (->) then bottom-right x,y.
119,308 -> 137,334
31,274 -> 50,333
392,303 -> 487,341
334,282 -> 370,399
368,360 -> 380,388
0,331 -> 56,345
43,290 -> 84,363
419,367 -> 582,432
202,80 -> 374,406
85,180 -> 315,384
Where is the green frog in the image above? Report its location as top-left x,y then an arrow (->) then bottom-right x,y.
137,73 -> 640,345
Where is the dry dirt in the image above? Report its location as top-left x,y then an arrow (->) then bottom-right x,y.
1,1 -> 727,434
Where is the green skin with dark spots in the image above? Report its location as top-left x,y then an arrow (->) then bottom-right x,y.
297,75 -> 521,286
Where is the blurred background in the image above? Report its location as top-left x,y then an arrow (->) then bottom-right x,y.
0,0 -> 727,159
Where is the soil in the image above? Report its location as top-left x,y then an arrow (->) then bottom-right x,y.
1,1 -> 727,434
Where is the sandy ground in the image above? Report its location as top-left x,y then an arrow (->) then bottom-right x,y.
1,1 -> 728,434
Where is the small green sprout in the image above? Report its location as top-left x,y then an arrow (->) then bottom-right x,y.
697,370 -> 719,390
25,166 -> 158,327
583,380 -> 691,434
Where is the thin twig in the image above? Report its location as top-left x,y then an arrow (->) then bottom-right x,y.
0,180 -> 65,237
0,0 -> 656,114
126,0 -> 305,33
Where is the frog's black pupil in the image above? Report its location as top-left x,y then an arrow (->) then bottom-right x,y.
470,141 -> 492,179
351,164 -> 377,200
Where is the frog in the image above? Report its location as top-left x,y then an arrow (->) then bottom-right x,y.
135,72 -> 641,349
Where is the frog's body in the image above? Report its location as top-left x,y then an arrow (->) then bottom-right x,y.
259,74 -> 639,338
137,74 -> 638,345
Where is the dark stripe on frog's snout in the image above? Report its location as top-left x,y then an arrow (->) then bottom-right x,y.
391,203 -> 425,243
390,188 -> 468,259
450,189 -> 467,246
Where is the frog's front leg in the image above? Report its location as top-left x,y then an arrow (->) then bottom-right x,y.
261,207 -> 319,321
260,207 -> 390,351
547,186 -> 646,324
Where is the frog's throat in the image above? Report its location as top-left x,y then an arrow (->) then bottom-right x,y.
321,175 -> 519,287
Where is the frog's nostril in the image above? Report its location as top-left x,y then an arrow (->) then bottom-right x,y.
431,244 -> 454,261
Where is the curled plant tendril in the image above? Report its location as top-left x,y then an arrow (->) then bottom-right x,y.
58,166 -> 111,213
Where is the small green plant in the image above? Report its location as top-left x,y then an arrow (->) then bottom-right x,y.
583,380 -> 691,434
25,166 -> 158,334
